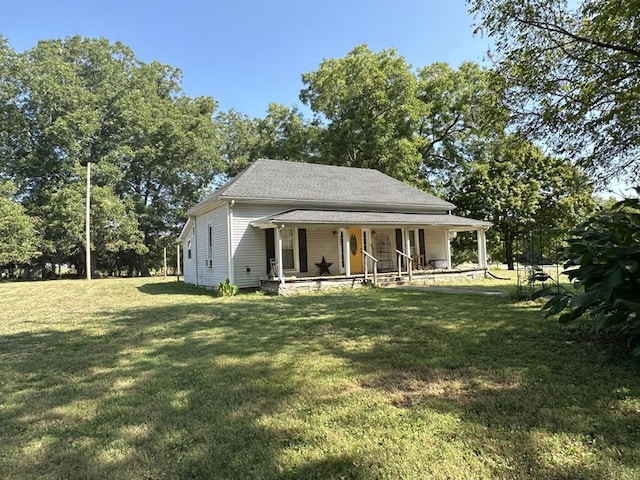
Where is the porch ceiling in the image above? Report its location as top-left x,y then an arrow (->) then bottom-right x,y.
251,209 -> 491,230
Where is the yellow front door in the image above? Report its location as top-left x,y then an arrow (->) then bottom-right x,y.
348,228 -> 363,274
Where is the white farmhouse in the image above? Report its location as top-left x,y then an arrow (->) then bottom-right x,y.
179,159 -> 490,291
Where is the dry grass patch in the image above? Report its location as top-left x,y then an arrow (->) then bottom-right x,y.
362,367 -> 522,408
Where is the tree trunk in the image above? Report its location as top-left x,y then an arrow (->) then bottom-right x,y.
139,230 -> 151,277
504,231 -> 515,270
140,254 -> 150,277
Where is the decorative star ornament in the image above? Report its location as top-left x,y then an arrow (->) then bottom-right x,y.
315,256 -> 333,275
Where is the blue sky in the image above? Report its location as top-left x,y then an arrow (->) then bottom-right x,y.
2,0 -> 489,118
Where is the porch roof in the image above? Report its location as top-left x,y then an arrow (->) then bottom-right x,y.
251,209 -> 491,230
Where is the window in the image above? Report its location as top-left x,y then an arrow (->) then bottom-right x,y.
187,240 -> 192,260
207,224 -> 213,268
281,228 -> 295,270
408,229 -> 417,256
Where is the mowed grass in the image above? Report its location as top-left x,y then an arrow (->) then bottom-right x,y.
411,267 -> 574,296
0,278 -> 639,479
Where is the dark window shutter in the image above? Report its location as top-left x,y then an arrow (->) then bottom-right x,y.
298,228 -> 308,272
395,228 -> 404,268
395,229 -> 403,251
266,229 -> 275,274
419,229 -> 426,256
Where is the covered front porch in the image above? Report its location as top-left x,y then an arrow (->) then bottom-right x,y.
251,209 -> 491,293
259,267 -> 488,294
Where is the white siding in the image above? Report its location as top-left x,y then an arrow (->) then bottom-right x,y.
188,204 -> 229,288
306,227 -> 340,275
232,203 -> 286,288
424,228 -> 447,265
182,228 -> 196,284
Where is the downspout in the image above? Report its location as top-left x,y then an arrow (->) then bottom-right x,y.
194,216 -> 199,287
227,200 -> 235,284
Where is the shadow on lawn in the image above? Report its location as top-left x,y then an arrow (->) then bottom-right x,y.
327,291 -> 640,478
0,292 -> 372,479
1,286 -> 639,479
137,280 -> 217,296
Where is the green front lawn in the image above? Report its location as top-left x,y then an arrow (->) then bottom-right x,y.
0,278 -> 638,479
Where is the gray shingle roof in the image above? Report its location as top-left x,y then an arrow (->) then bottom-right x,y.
191,159 -> 454,213
251,210 -> 491,230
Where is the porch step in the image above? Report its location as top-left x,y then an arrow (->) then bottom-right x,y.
370,276 -> 412,288
378,280 -> 411,288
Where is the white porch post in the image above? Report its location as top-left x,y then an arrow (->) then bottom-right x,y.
477,228 -> 487,269
482,229 -> 488,269
445,229 -> 452,270
276,226 -> 285,287
405,229 -> 411,271
476,228 -> 487,268
344,228 -> 351,277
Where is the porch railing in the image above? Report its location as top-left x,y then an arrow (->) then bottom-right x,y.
362,250 -> 379,285
396,249 -> 413,282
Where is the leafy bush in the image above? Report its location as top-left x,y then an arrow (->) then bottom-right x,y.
537,192 -> 640,355
217,278 -> 238,297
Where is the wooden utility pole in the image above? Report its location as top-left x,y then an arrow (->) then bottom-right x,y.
86,161 -> 91,281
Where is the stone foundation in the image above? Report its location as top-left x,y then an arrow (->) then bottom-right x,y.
261,268 -> 487,295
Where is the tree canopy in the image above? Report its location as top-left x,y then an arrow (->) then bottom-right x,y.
0,36 -> 223,275
300,45 -> 423,181
415,61 -> 508,194
467,0 -> 640,182
454,136 -> 595,269
215,103 -> 318,177
1,35 -> 600,276
0,180 -> 39,265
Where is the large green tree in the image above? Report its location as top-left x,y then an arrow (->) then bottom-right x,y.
0,36 -> 223,275
416,62 -> 507,194
111,61 -> 221,274
300,45 -> 422,182
537,194 -> 640,355
0,180 -> 39,266
256,103 -> 320,164
454,136 -> 595,269
467,0 -> 640,182
216,103 -> 318,177
35,166 -> 147,276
